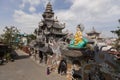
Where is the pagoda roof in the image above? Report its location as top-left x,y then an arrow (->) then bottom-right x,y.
53,23 -> 65,29
44,31 -> 67,36
86,27 -> 100,35
42,2 -> 54,19
86,31 -> 100,35
51,32 -> 67,36
45,2 -> 53,13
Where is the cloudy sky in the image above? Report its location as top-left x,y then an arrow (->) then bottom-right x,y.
0,0 -> 120,38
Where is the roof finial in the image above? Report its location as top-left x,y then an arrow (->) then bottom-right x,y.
42,1 -> 54,19
45,1 -> 52,12
92,27 -> 95,32
48,1 -> 51,5
54,16 -> 58,22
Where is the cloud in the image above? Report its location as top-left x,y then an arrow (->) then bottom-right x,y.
13,10 -> 41,25
29,6 -> 36,12
56,0 -> 120,22
19,0 -> 55,9
22,0 -> 40,6
13,0 -> 120,37
19,3 -> 25,9
55,0 -> 120,36
41,0 -> 55,6
19,0 -> 41,10
14,0 -> 55,26
13,10 -> 42,33
13,0 -> 55,33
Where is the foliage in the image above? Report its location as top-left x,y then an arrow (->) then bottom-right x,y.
111,20 -> 120,51
1,26 -> 20,48
27,34 -> 36,44
111,27 -> 120,39
0,35 -> 2,42
34,28 -> 38,35
114,39 -> 120,51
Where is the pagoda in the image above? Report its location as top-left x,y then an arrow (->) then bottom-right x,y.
37,2 -> 66,43
86,27 -> 100,39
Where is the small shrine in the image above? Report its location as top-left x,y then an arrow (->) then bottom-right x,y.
37,2 -> 66,43
86,27 -> 100,39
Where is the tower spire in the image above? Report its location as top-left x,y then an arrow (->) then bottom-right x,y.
42,2 -> 54,19
45,2 -> 52,12
92,27 -> 95,32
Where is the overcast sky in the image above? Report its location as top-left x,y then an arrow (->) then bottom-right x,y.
0,0 -> 120,38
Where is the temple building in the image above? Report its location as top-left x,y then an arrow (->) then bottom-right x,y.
37,2 -> 66,42
86,27 -> 101,39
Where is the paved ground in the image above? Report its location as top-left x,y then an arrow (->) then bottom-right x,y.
0,50 -> 66,80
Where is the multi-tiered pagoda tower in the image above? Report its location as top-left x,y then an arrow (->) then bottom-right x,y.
37,2 -> 66,43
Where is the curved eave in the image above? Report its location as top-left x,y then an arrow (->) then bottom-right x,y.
52,26 -> 65,29
52,32 -> 67,35
53,23 -> 65,29
86,32 -> 100,35
44,32 -> 51,35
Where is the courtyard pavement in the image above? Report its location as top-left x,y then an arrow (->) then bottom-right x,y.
0,50 -> 66,80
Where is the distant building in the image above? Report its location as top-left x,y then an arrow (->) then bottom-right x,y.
86,27 -> 100,39
86,27 -> 106,47
105,38 -> 116,45
18,33 -> 28,46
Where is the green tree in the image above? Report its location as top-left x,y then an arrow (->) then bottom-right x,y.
1,26 -> 20,48
0,35 -> 2,42
111,20 -> 120,51
111,27 -> 120,39
27,34 -> 36,44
